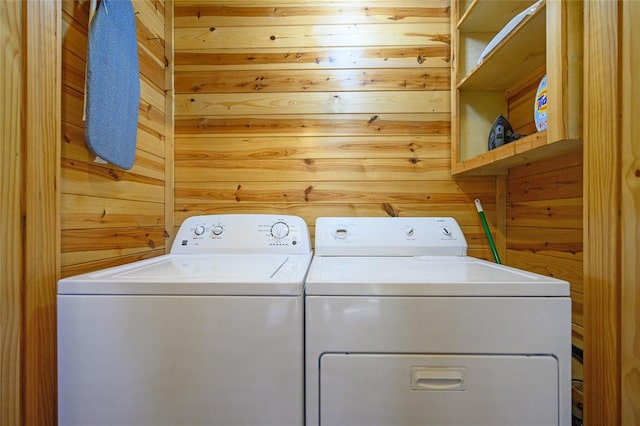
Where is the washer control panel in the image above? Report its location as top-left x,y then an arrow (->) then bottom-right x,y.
171,214 -> 311,254
315,217 -> 468,256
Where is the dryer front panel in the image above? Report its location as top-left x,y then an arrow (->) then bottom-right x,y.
319,353 -> 558,426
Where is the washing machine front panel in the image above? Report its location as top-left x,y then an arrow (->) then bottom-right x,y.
58,214 -> 312,426
58,294 -> 303,426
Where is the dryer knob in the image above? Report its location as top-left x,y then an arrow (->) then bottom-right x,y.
212,225 -> 224,236
194,225 -> 206,236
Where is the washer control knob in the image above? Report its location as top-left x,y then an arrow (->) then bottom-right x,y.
194,225 -> 206,236
405,228 -> 415,237
270,221 -> 290,239
442,227 -> 452,236
212,225 -> 224,236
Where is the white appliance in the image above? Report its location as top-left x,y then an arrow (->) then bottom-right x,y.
305,217 -> 571,426
58,214 -> 312,426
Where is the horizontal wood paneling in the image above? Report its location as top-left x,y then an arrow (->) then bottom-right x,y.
506,226 -> 582,260
176,91 -> 449,115
175,179 -> 494,203
175,113 -> 450,135
506,150 -> 584,421
174,2 -> 450,26
175,135 -> 450,159
176,158 -> 453,181
175,46 -> 451,71
61,194 -> 164,229
175,23 -> 450,49
174,1 -> 497,258
175,68 -> 450,93
61,0 -> 169,274
506,197 -> 582,228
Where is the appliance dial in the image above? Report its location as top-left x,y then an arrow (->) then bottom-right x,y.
212,225 -> 224,236
194,225 -> 206,236
270,221 -> 290,239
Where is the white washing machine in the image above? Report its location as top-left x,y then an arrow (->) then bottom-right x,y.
305,217 -> 571,426
58,214 -> 312,426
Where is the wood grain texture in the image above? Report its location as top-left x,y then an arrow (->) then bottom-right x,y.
175,135 -> 451,159
174,179 -> 494,204
583,1 -> 621,424
165,0 -> 175,252
175,23 -> 450,50
62,0 -> 169,272
23,2 -> 61,425
175,2 -> 450,26
0,3 -> 23,425
621,1 -> 640,423
176,158 -> 453,181
176,91 -> 449,116
175,113 -> 450,136
175,46 -> 451,71
175,68 -> 450,93
174,0 -> 498,260
506,148 -> 584,423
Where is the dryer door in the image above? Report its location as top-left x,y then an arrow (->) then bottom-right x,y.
320,353 -> 559,426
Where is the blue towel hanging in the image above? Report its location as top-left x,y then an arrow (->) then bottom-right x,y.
85,0 -> 140,170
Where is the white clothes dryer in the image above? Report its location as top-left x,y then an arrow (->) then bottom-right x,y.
305,217 -> 571,426
58,214 -> 312,426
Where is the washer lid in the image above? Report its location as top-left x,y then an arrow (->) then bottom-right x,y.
305,256 -> 569,297
58,253 -> 312,295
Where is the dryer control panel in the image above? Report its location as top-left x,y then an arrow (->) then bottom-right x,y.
314,217 -> 467,256
171,214 -> 312,254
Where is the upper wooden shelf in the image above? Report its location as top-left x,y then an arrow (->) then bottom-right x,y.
451,0 -> 582,176
458,0 -> 538,33
458,2 -> 546,92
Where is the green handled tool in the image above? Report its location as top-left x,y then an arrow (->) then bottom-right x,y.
474,199 -> 501,264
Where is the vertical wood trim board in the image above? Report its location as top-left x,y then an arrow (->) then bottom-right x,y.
621,1 -> 640,423
583,1 -> 621,424
0,3 -> 23,426
165,0 -> 175,252
23,1 -> 62,425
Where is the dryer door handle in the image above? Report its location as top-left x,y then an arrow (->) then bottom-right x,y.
411,367 -> 466,391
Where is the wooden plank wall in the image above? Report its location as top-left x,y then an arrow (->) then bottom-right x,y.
1,3 -> 23,425
505,151 -> 584,421
61,0 -> 170,277
621,1 -> 640,422
173,0 -> 497,257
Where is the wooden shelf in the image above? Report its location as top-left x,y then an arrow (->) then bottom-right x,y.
458,2 -> 546,92
452,131 -> 582,176
458,0 -> 540,36
451,0 -> 582,177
